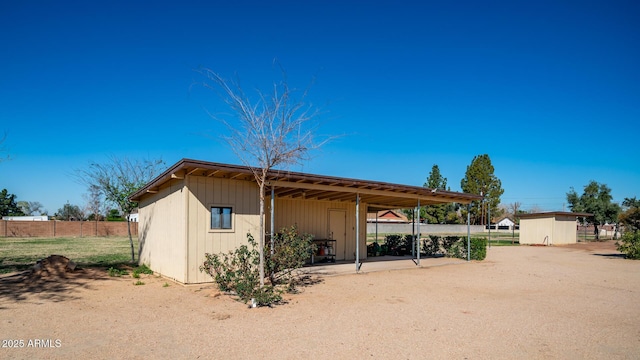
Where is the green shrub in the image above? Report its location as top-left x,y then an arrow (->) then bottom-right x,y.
200,233 -> 282,306
441,237 -> 486,260
134,280 -> 145,286
107,267 -> 128,277
442,236 -> 461,253
401,234 -> 416,254
132,264 -> 154,278
617,231 -> 640,259
423,235 -> 441,256
447,238 -> 466,259
265,225 -> 315,290
384,234 -> 403,255
469,237 -> 487,260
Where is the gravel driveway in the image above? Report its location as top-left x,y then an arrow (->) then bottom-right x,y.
1,240 -> 638,359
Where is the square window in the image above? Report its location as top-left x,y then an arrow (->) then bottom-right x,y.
211,206 -> 232,229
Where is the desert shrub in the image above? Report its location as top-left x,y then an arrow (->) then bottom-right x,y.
617,231 -> 640,260
423,235 -> 441,256
469,237 -> 487,260
401,234 -> 416,253
384,234 -> 403,255
446,238 -> 466,259
441,236 -> 460,254
265,225 -> 315,290
441,236 -> 486,260
385,234 -> 402,248
367,241 -> 382,256
200,233 -> 282,306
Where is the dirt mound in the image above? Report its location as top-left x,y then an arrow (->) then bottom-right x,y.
31,255 -> 78,279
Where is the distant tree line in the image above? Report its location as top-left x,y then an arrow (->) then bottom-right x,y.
403,154 -> 504,226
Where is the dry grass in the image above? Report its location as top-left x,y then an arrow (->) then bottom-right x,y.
0,236 -> 135,273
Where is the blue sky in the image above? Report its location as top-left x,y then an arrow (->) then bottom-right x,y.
1,0 -> 638,215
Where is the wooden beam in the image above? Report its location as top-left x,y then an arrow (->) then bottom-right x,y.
268,180 -> 473,204
171,170 -> 185,180
186,167 -> 200,176
229,173 -> 247,180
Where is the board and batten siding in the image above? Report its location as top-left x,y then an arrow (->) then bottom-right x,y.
138,179 -> 187,283
185,175 -> 260,283
266,197 -> 367,261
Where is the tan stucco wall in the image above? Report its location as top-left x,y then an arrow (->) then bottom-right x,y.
138,179 -> 187,283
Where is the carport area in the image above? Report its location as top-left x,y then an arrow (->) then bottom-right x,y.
266,172 -> 483,272
300,254 -> 468,276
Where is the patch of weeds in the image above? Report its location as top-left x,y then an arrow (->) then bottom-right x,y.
134,280 -> 145,286
132,264 -> 153,278
107,267 -> 129,277
163,282 -> 170,288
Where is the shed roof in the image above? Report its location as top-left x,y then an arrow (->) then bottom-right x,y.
130,159 -> 482,210
519,211 -> 593,219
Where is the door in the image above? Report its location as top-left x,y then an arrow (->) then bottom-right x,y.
329,209 -> 347,260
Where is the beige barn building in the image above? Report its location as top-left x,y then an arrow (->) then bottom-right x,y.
129,159 -> 481,284
519,211 -> 591,245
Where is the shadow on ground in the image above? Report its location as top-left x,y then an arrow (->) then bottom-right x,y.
0,266 -> 113,307
592,253 -> 627,259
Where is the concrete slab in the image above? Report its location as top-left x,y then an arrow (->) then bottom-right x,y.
300,255 -> 468,276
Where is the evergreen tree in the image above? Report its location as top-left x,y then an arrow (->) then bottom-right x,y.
0,189 -> 25,216
423,165 -> 458,224
460,154 -> 504,225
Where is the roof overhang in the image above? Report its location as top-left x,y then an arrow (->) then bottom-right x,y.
519,211 -> 593,219
129,159 -> 483,210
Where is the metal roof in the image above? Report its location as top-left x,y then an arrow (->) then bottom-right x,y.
129,158 -> 483,210
519,211 -> 593,219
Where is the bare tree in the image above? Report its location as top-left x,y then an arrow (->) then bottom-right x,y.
17,201 -> 45,216
200,68 -> 328,286
529,205 -> 543,214
508,201 -> 522,223
83,184 -> 106,222
76,157 -> 163,262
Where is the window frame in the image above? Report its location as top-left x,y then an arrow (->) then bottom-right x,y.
209,205 -> 234,233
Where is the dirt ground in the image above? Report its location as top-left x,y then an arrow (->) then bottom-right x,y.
1,241 -> 638,359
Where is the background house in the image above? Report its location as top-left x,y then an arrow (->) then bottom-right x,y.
367,210 -> 409,223
495,216 -> 516,230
